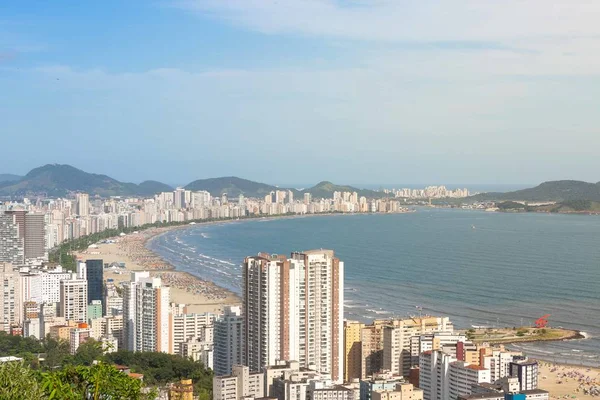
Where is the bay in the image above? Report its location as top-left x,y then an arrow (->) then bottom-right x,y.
147,208 -> 600,366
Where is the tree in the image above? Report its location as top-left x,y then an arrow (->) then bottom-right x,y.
41,336 -> 73,370
73,339 -> 105,366
0,361 -> 46,399
41,363 -> 156,400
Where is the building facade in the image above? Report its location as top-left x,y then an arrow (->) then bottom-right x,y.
59,274 -> 88,323
243,249 -> 344,382
214,305 -> 243,376
85,259 -> 104,304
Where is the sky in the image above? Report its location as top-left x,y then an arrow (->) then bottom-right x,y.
1,1 -> 599,186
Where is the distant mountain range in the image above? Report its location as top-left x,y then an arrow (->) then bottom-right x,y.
0,174 -> 23,183
0,164 -> 387,199
3,165 -> 598,203
0,165 -> 173,197
470,180 -> 600,202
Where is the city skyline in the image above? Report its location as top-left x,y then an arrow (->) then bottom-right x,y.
2,1 -> 600,184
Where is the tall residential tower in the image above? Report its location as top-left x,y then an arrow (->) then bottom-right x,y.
243,249 -> 344,382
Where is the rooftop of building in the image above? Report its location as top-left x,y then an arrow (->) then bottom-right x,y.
521,389 -> 549,395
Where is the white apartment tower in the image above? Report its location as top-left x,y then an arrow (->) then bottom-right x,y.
123,272 -> 171,353
171,312 -> 215,354
419,350 -> 490,400
0,263 -> 22,332
383,316 -> 453,377
59,274 -> 88,323
243,249 -> 344,383
214,305 -> 244,376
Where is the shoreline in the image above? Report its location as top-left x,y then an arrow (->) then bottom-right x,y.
536,361 -> 600,399
75,211 -> 405,313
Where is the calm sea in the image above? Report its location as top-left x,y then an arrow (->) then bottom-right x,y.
147,208 -> 600,366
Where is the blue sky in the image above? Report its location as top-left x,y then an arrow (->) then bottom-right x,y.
1,1 -> 599,186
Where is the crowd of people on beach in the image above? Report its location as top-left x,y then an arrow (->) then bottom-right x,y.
150,271 -> 229,301
114,229 -> 173,270
540,362 -> 600,398
111,230 -> 230,301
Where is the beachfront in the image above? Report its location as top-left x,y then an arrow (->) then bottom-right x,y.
75,226 -> 240,314
538,362 -> 600,400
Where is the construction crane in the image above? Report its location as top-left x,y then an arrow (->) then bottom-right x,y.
535,314 -> 551,328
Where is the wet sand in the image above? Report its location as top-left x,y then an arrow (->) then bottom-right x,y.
75,225 -> 241,314
538,361 -> 600,399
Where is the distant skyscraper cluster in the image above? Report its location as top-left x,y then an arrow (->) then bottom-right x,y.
0,188 -> 411,251
383,186 -> 470,199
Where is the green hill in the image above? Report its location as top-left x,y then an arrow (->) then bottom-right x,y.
0,174 -> 22,183
185,176 -> 280,198
0,164 -> 172,197
470,180 -> 600,202
302,181 -> 387,199
0,164 -> 389,200
137,180 -> 174,196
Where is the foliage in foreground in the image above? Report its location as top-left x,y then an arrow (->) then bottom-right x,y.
0,333 -> 213,398
0,361 -> 156,400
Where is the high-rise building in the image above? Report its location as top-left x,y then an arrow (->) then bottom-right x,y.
59,274 -> 88,323
135,276 -> 170,353
85,259 -> 104,304
243,249 -> 344,382
123,271 -> 149,351
41,266 -> 72,303
174,188 -> 186,209
24,213 -> 45,259
76,193 -> 90,216
172,312 -> 215,354
4,211 -> 46,260
362,320 -> 388,379
0,263 -> 22,332
383,317 -> 453,377
345,320 -> 364,382
510,361 -> 539,392
123,272 -> 170,352
214,305 -> 243,376
0,213 -> 24,265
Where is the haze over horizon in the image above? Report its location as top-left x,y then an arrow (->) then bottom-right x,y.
2,1 -> 599,184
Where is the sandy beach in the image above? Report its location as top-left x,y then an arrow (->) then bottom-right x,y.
538,361 -> 600,399
75,225 -> 241,314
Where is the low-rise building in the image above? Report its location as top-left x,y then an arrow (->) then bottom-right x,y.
213,365 -> 264,400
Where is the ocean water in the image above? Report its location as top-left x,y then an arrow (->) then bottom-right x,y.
147,208 -> 600,366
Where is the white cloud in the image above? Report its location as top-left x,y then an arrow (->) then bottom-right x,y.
174,0 -> 600,42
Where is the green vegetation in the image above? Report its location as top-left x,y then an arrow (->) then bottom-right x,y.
0,173 -> 22,184
471,180 -> 600,202
0,164 -> 173,197
0,333 -> 210,399
106,351 -> 212,399
0,163 -> 390,199
466,327 -> 576,344
496,201 -> 527,211
305,181 -> 389,199
0,361 -> 154,400
185,176 -> 282,198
